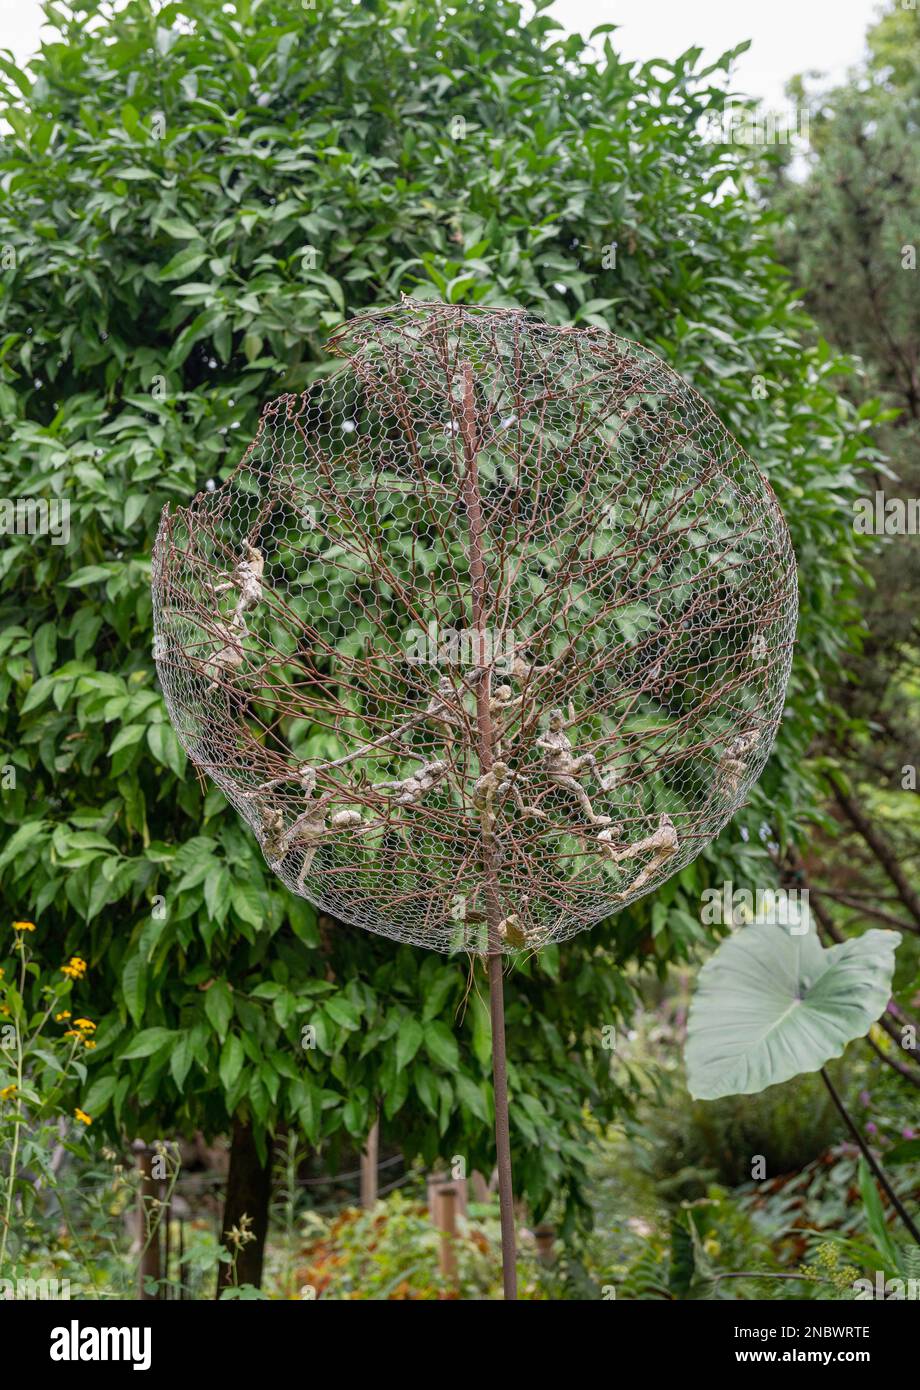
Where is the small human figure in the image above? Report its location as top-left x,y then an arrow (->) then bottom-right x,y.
489,682 -> 527,756
596,824 -> 624,860
472,760 -> 545,820
252,766 -> 365,886
244,762 -> 318,798
608,814 -> 679,900
472,760 -> 513,815
536,709 -> 611,825
718,729 -> 760,793
258,803 -> 287,863
208,543 -> 266,626
289,798 -> 364,889
497,913 -> 527,949
376,759 -> 448,806
203,614 -> 246,690
425,677 -> 465,731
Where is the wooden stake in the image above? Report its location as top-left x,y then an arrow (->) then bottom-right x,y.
133,1141 -> 161,1301
360,1113 -> 379,1210
435,1184 -> 459,1282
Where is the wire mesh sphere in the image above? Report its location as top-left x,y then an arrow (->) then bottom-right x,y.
151,302 -> 797,954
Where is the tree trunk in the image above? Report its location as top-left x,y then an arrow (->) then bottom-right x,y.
216,1116 -> 273,1297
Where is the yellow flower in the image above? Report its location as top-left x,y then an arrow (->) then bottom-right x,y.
61,956 -> 87,980
74,1108 -> 92,1125
73,1018 -> 96,1033
0,1084 -> 17,1100
83,1039 -> 97,1050
55,1010 -> 71,1022
64,1029 -> 81,1039
12,921 -> 35,932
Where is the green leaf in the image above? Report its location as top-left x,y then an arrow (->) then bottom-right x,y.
33,621 -> 57,677
395,1014 -> 424,1071
0,820 -> 46,868
80,1074 -> 117,1117
886,1139 -> 920,1165
413,1063 -> 439,1117
232,882 -> 265,929
147,722 -> 185,776
424,1019 -> 459,1071
325,996 -> 361,1031
469,991 -> 492,1069
455,1073 -> 490,1123
155,217 -> 202,240
119,1027 -> 175,1060
858,1155 -> 901,1270
204,980 -> 233,1040
109,724 -> 147,755
169,1033 -> 194,1090
219,1033 -> 245,1092
685,925 -> 900,1100
343,1090 -> 370,1137
204,865 -> 231,923
63,565 -> 112,588
121,953 -> 147,1027
159,245 -> 208,281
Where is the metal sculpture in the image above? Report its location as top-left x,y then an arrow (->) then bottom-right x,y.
152,302 -> 797,1298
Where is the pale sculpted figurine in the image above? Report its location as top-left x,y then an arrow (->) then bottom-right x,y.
207,542 -> 266,626
718,729 -> 760,793
258,803 -> 287,863
201,543 -> 266,690
602,813 -> 679,900
425,676 -> 465,731
497,912 -> 527,949
203,614 -> 246,691
244,762 -> 318,798
509,650 -> 551,683
376,758 -> 448,806
536,708 -> 611,825
288,799 -> 364,889
472,759 -> 544,820
250,762 -> 364,885
472,760 -> 514,815
489,682 -> 527,756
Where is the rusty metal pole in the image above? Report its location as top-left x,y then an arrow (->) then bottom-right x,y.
487,953 -> 517,1298
460,360 -> 518,1300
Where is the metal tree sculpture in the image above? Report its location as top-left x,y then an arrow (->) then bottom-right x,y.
152,302 -> 797,1298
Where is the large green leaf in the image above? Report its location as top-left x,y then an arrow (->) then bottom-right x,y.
685,925 -> 900,1100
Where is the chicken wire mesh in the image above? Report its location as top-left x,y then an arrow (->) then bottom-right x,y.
151,302 -> 797,954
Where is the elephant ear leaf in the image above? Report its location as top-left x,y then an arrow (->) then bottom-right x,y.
685,924 -> 900,1101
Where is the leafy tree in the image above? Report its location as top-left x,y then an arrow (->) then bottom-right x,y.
0,0 -> 885,1281
767,3 -> 920,1101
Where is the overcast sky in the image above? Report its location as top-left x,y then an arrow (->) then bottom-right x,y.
1,0 -> 883,108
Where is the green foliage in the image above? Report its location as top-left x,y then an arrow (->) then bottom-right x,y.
0,925 -> 99,1279
0,0 -> 888,1225
630,1070 -> 844,1196
296,1190 -> 548,1300
774,1 -> 920,774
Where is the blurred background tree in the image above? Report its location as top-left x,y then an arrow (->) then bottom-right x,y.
766,2 -> 920,1098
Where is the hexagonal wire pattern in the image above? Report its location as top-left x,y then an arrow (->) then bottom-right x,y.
151,302 -> 797,954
